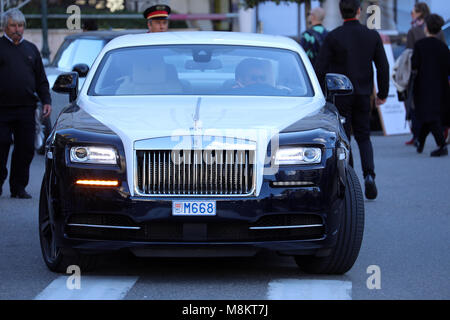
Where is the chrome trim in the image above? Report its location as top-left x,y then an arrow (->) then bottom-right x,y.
249,224 -> 324,230
67,224 -> 141,230
134,149 -> 257,197
135,136 -> 256,151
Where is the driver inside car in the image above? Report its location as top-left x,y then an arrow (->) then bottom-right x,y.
233,58 -> 271,88
226,58 -> 291,96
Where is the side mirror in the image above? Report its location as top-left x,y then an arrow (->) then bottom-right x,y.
52,72 -> 79,103
72,63 -> 89,78
325,73 -> 353,102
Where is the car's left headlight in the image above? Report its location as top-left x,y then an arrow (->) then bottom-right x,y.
274,147 -> 322,165
70,146 -> 118,165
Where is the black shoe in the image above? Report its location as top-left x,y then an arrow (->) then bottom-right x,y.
364,175 -> 378,200
430,145 -> 448,157
11,190 -> 32,199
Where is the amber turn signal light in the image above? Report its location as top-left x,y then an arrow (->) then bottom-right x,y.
75,180 -> 119,187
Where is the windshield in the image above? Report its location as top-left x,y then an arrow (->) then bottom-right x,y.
52,38 -> 105,70
88,45 -> 314,97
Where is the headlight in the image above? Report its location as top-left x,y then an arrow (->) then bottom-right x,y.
274,147 -> 322,165
70,146 -> 118,165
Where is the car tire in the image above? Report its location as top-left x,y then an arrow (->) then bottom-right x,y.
294,166 -> 364,274
39,178 -> 98,273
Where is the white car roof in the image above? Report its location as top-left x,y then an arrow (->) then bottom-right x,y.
102,31 -> 302,53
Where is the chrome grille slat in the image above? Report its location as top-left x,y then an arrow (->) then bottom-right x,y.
136,149 -> 255,196
177,152 -> 181,194
210,152 -> 213,194
233,151 -> 239,193
216,151 -> 220,194
240,151 -> 243,194
245,151 -> 248,193
183,151 -> 186,195
142,152 -> 146,194
153,152 -> 156,194
163,152 -> 166,194
147,152 -> 151,194
157,152 -> 161,194
224,151 -> 228,194
206,152 -> 209,194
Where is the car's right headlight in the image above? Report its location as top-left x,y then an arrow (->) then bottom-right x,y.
70,146 -> 118,165
274,147 -> 322,165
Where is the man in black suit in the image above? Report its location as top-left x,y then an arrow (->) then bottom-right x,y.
316,0 -> 389,200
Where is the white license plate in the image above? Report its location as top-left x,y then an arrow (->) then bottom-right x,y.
172,200 -> 216,216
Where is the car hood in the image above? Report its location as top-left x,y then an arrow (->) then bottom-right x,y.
78,95 -> 326,196
80,95 -> 323,138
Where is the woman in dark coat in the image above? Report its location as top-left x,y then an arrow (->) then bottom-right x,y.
404,2 -> 445,146
412,14 -> 450,157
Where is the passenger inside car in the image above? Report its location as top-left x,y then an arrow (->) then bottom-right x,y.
115,53 -> 183,95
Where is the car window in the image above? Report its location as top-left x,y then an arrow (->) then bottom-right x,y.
88,45 -> 314,97
53,39 -> 105,71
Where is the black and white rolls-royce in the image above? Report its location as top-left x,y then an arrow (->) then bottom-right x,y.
39,31 -> 364,274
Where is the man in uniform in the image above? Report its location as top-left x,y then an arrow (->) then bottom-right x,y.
143,4 -> 171,33
315,0 -> 389,200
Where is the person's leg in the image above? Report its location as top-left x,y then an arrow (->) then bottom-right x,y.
351,95 -> 375,178
411,108 -> 421,146
406,108 -> 420,146
443,127 -> 449,142
9,107 -> 36,197
351,95 -> 377,200
429,122 -> 446,146
416,122 -> 431,154
0,111 -> 14,196
429,121 -> 448,157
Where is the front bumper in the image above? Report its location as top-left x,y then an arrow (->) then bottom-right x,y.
51,155 -> 344,257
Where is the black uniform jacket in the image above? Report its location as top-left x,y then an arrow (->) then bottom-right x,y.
315,20 -> 390,100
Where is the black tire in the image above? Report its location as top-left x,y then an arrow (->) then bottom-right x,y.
294,166 -> 365,274
38,178 -> 97,273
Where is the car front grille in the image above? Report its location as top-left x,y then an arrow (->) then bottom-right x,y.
135,150 -> 256,196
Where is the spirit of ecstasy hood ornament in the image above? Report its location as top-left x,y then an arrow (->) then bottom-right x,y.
191,97 -> 202,132
191,97 -> 203,149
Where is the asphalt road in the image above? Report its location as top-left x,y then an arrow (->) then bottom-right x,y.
0,134 -> 449,300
